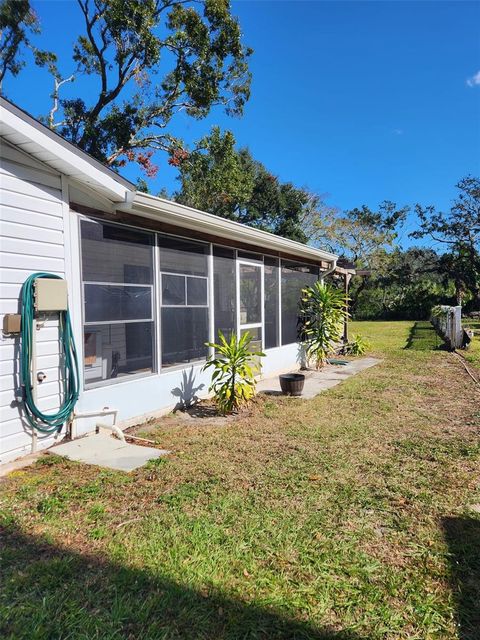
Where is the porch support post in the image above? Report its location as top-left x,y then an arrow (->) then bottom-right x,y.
343,273 -> 352,344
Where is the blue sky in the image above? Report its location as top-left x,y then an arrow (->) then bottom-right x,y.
4,0 -> 480,242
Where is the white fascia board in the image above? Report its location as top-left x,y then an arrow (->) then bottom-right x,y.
0,101 -> 131,202
122,192 -> 338,265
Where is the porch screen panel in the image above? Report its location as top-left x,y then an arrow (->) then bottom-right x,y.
80,219 -> 155,386
159,235 -> 209,367
213,247 -> 236,341
281,261 -> 319,345
264,257 -> 279,348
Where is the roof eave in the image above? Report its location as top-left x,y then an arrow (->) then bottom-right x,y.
118,192 -> 338,265
0,98 -> 133,202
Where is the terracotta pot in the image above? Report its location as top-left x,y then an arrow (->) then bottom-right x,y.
279,373 -> 305,396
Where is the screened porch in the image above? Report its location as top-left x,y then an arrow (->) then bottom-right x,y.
79,216 -> 325,387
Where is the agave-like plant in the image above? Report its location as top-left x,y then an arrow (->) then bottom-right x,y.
344,333 -> 370,356
299,281 -> 348,368
203,331 -> 265,415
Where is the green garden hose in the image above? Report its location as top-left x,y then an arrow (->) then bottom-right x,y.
21,273 -> 80,434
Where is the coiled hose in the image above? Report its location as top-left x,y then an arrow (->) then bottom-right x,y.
21,273 -> 80,433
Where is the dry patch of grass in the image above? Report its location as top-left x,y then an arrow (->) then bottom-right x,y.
1,321 -> 479,639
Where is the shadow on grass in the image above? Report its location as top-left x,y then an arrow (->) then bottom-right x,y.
0,523 -> 364,640
442,517 -> 480,640
404,321 -> 443,351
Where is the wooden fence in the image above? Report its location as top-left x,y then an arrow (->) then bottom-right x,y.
431,305 -> 463,349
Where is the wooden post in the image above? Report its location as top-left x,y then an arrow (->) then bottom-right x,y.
343,273 -> 352,344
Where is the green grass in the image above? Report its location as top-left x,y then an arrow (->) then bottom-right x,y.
1,321 -> 479,639
463,319 -> 480,370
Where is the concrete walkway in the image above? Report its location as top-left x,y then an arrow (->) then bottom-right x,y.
257,357 -> 382,399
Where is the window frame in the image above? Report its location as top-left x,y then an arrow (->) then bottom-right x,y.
236,257 -> 265,350
280,259 -> 321,346
79,216 -> 158,389
160,271 -> 209,309
264,256 -> 281,349
158,233 -> 211,369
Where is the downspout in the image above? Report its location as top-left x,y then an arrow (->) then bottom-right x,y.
320,258 -> 338,281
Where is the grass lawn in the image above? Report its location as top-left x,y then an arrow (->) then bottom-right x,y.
1,321 -> 479,639
463,319 -> 480,370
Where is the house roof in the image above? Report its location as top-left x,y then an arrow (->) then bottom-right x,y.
1,96 -> 337,266
123,193 -> 338,264
0,97 -> 133,202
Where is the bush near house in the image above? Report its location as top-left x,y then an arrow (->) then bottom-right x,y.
203,331 -> 264,415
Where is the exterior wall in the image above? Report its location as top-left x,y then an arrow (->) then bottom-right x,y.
73,343 -> 303,435
0,141 -> 67,463
69,205 -> 306,436
0,142 -> 311,465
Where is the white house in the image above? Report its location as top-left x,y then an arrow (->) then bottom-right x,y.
0,97 -> 338,465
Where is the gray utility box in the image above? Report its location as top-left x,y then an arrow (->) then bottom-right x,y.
34,278 -> 68,312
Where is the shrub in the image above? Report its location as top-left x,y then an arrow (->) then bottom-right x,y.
299,282 -> 348,368
203,331 -> 264,415
344,334 -> 370,356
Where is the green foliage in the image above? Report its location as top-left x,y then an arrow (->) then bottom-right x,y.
175,127 -> 309,241
306,200 -> 409,263
351,247 -> 457,321
203,331 -> 264,415
0,0 -> 50,89
299,282 -> 348,368
344,334 -> 370,356
2,0 -> 252,173
65,0 -> 251,171
412,176 -> 480,308
175,127 -> 254,218
430,305 -> 444,319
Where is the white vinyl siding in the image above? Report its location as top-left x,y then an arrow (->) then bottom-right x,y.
0,141 -> 66,464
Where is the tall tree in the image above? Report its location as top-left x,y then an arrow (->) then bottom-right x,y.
1,0 -> 252,175
0,0 -> 39,89
411,176 -> 480,306
306,201 -> 409,265
304,200 -> 409,313
174,126 -> 254,217
174,127 -> 310,241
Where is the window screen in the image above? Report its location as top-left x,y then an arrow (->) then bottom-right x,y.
238,250 -> 262,263
239,263 -> 262,325
264,257 -> 279,348
84,285 -> 152,323
213,247 -> 236,342
159,234 -> 209,367
159,234 -> 208,276
80,220 -> 155,385
161,308 -> 208,367
81,220 -> 153,284
281,261 -> 319,345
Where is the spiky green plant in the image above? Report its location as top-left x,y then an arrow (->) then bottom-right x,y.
299,282 -> 348,368
203,331 -> 265,415
344,334 -> 370,356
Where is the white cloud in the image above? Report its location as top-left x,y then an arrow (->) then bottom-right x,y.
392,128 -> 403,136
466,70 -> 480,87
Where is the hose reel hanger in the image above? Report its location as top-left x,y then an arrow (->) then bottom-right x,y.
20,273 -> 80,434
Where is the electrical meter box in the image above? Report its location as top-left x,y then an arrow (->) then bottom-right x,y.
34,278 -> 68,312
